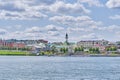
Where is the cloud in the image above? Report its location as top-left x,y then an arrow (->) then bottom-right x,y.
81,33 -> 99,40
109,15 -> 120,20
0,3 -> 25,12
25,26 -> 43,33
47,31 -> 60,36
0,0 -> 48,20
67,27 -> 91,33
0,0 -> 30,12
0,0 -> 91,20
49,15 -> 102,27
106,0 -> 120,8
32,1 -> 90,15
0,10 -> 47,20
46,24 -> 64,31
14,25 -> 22,29
106,25 -> 120,32
116,31 -> 120,38
4,30 -> 45,40
0,0 -> 119,42
25,25 -> 64,33
0,28 -> 7,35
78,0 -> 103,7
6,25 -> 22,29
34,0 -> 56,5
16,25 -> 64,40
48,1 -> 90,14
98,25 -> 120,32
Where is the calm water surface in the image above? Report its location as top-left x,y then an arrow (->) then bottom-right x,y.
0,56 -> 120,80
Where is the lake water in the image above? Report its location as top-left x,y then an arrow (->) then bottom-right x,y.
0,56 -> 120,80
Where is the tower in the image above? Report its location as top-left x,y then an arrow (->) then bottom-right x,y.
65,33 -> 69,45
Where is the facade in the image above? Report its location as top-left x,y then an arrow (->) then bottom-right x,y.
51,42 -> 64,52
0,40 -> 25,48
51,42 -> 75,53
0,39 -> 48,50
77,40 -> 109,48
23,39 -> 48,45
13,42 -> 25,48
31,41 -> 50,54
77,40 -> 109,51
115,41 -> 120,48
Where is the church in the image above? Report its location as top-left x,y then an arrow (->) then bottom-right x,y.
51,33 -> 76,53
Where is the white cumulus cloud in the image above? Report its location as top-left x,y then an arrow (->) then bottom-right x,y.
78,0 -> 103,7
106,0 -> 120,8
0,28 -> 8,35
49,15 -> 102,27
109,15 -> 120,20
48,1 -> 90,14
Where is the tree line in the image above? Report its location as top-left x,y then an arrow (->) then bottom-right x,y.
0,47 -> 31,51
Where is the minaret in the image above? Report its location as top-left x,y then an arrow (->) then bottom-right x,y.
65,33 -> 69,45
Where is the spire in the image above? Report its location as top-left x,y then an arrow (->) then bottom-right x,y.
65,33 -> 69,45
65,33 -> 68,40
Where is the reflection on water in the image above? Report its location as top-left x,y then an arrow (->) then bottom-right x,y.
0,56 -> 120,80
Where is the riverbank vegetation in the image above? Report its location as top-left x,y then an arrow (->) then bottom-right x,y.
0,46 -> 119,56
0,47 -> 31,51
0,50 -> 34,56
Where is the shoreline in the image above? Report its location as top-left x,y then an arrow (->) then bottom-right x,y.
0,54 -> 118,57
0,55 -> 120,57
0,50 -> 120,57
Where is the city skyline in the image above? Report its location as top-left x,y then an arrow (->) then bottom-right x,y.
0,0 -> 119,42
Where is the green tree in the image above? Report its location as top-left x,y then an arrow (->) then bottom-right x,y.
66,48 -> 68,53
106,48 -> 109,51
81,47 -> 84,51
51,46 -> 56,54
78,47 -> 81,51
74,47 -> 78,53
112,47 -> 117,51
89,48 -> 92,52
60,48 -> 63,53
96,48 -> 99,51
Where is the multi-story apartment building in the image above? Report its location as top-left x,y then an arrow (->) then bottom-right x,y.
77,40 -> 109,47
77,39 -> 109,51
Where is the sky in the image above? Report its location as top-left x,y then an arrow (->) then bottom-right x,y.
0,0 -> 120,42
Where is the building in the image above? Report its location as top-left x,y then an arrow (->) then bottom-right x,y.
77,39 -> 109,51
0,39 -> 25,48
0,39 -> 48,50
31,40 -> 50,54
115,41 -> 120,48
23,39 -> 48,45
51,33 -> 75,53
13,42 -> 25,48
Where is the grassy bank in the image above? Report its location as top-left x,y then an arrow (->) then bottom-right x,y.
0,50 -> 120,57
0,50 -> 34,56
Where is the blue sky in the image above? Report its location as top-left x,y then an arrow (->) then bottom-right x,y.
0,0 -> 120,42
